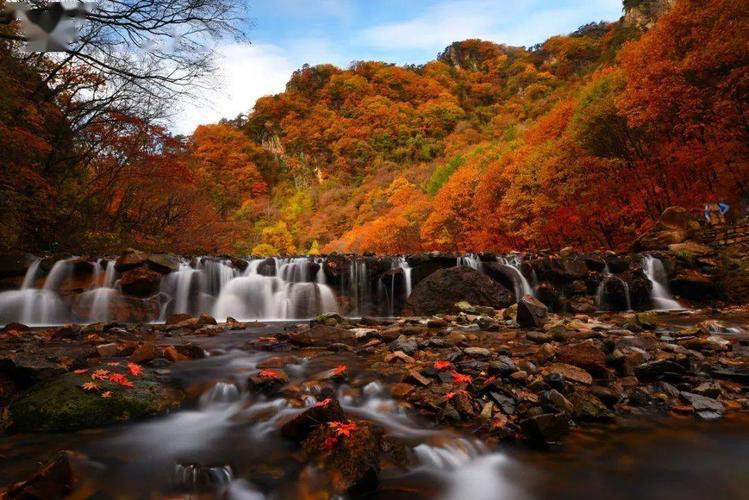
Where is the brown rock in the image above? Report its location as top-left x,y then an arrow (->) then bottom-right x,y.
162,345 -> 189,362
119,267 -> 161,298
129,342 -> 156,363
95,343 -> 119,358
543,363 -> 593,385
281,398 -> 346,442
557,343 -> 607,374
517,295 -> 549,329
2,450 -> 84,498
390,383 -> 415,399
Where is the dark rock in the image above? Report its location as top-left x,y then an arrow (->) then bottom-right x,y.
247,369 -> 288,395
0,352 -> 66,388
516,295 -> 548,329
407,253 -> 459,288
0,254 -> 30,279
520,412 -> 569,445
288,325 -> 355,347
569,392 -> 615,421
389,335 -> 417,355
302,420 -> 381,495
407,266 -> 513,315
581,254 -> 607,272
119,267 -> 161,298
635,359 -> 686,381
670,269 -> 716,300
165,313 -> 192,326
114,250 -> 150,272
535,282 -> 560,311
281,397 -> 346,442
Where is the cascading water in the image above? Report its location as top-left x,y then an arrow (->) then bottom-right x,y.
378,256 -> 413,317
84,260 -> 118,322
457,253 -> 483,271
595,263 -> 632,312
0,257 -> 70,326
496,255 -> 534,302
643,255 -> 682,310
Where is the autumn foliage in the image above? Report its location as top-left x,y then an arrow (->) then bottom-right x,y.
1,0 -> 747,255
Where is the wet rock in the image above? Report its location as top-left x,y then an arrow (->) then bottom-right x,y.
312,312 -> 346,327
670,269 -> 716,300
681,391 -> 725,419
526,331 -> 552,343
543,363 -> 593,385
404,370 -> 431,387
516,295 -> 548,329
302,420 -> 381,495
557,343 -> 607,375
95,343 -> 119,358
489,356 -> 518,375
145,254 -> 180,274
680,335 -> 730,352
0,352 -> 66,387
384,351 -> 415,364
407,253 -> 459,288
407,266 -> 513,315
1,450 -> 85,498
455,301 -> 496,316
464,347 -> 491,358
281,398 -> 346,442
541,389 -> 574,415
634,359 -> 686,381
0,254 -> 30,279
568,296 -> 597,314
10,371 -> 184,432
247,369 -> 289,395
535,282 -> 560,311
389,335 -> 417,355
390,383 -> 415,399
162,345 -> 189,362
581,254 -> 607,272
165,313 -> 192,326
51,324 -> 82,340
520,412 -> 569,445
569,392 -> 615,421
129,342 -> 156,364
114,250 -> 150,272
119,267 -> 161,298
288,325 -> 355,347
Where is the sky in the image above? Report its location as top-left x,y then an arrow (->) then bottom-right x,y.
174,0 -> 624,134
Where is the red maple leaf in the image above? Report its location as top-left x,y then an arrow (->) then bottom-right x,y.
73,369 -> 89,375
127,362 -> 143,377
91,369 -> 110,381
434,360 -> 452,371
450,371 -> 473,385
331,364 -> 347,376
108,373 -> 134,388
322,436 -> 339,451
328,420 -> 358,438
315,398 -> 332,408
101,391 -> 113,399
81,381 -> 99,391
482,375 -> 497,386
258,369 -> 281,379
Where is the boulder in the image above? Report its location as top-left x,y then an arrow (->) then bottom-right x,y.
288,325 -> 355,347
114,250 -> 150,272
407,266 -> 513,315
119,267 -> 161,298
516,295 -> 548,329
0,254 -> 30,279
0,352 -> 66,387
670,269 -> 716,300
145,254 -> 180,274
10,371 -> 184,432
281,397 -> 346,442
520,412 -> 569,445
535,282 -> 560,311
407,253 -> 458,288
632,207 -> 701,251
1,450 -> 85,498
557,343 -> 607,375
301,420 -> 381,495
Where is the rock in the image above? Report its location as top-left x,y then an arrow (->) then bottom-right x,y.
114,250 -> 150,272
568,296 -> 597,314
390,383 -> 415,399
384,351 -> 415,364
0,254 -> 30,279
670,269 -> 716,300
489,356 -> 518,375
302,420 -> 381,495
464,347 -> 491,358
516,295 -> 548,328
681,391 -> 725,419
288,325 -> 355,347
542,389 -> 574,415
569,392 -> 615,421
145,254 -> 180,274
1,450 -> 85,498
520,412 -> 569,445
407,267 -> 513,315
632,207 -> 701,251
281,397 -> 346,442
581,254 -> 607,272
668,241 -> 713,257
95,343 -> 119,358
10,371 -> 184,432
389,335 -> 417,355
119,267 -> 161,298
165,313 -> 192,326
162,345 -> 188,362
129,342 -> 156,364
404,370 -> 431,386
543,363 -> 593,385
634,359 -> 686,381
557,343 -> 607,375
527,331 -> 552,343
196,313 -> 217,328
312,312 -> 346,327
0,352 -> 66,387
680,335 -> 730,352
247,369 -> 289,395
455,301 -> 495,316
535,282 -> 560,311
407,253 -> 459,288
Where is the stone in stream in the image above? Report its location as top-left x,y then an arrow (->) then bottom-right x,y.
301,420 -> 382,496
520,412 -> 570,445
557,343 -> 607,375
406,266 -> 513,315
0,351 -> 66,387
119,267 -> 161,298
247,369 -> 289,395
681,391 -> 725,420
280,397 -> 346,442
634,359 -> 686,381
516,295 -> 548,329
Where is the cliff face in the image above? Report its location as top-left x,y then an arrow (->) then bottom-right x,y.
623,0 -> 676,29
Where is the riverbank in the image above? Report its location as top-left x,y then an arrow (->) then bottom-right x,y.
1,306 -> 748,497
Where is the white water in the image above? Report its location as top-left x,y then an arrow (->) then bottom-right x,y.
595,268 -> 632,312
496,255 -> 534,302
643,256 -> 682,310
457,253 -> 483,271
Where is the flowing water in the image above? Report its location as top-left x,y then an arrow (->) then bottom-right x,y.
643,255 -> 683,310
0,325 -> 747,499
496,255 -> 535,302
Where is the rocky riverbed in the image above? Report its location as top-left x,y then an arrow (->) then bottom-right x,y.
1,302 -> 748,498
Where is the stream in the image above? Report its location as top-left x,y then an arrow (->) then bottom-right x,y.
1,322 -> 748,499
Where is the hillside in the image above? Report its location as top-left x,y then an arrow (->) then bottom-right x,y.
0,0 -> 746,256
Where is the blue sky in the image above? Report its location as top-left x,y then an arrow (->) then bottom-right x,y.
176,0 -> 624,133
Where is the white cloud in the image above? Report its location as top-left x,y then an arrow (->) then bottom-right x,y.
360,0 -> 623,50
173,42 -> 295,135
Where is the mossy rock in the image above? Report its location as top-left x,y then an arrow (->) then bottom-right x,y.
10,372 -> 184,432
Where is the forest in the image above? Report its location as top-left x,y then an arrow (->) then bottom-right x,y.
1,0 -> 747,256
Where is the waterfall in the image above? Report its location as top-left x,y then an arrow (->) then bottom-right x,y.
396,256 -> 412,298
20,258 -> 41,289
348,259 -> 369,316
87,260 -> 117,322
42,258 -> 74,291
595,264 -> 632,312
457,253 -> 483,272
496,255 -> 534,302
643,255 -> 682,310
